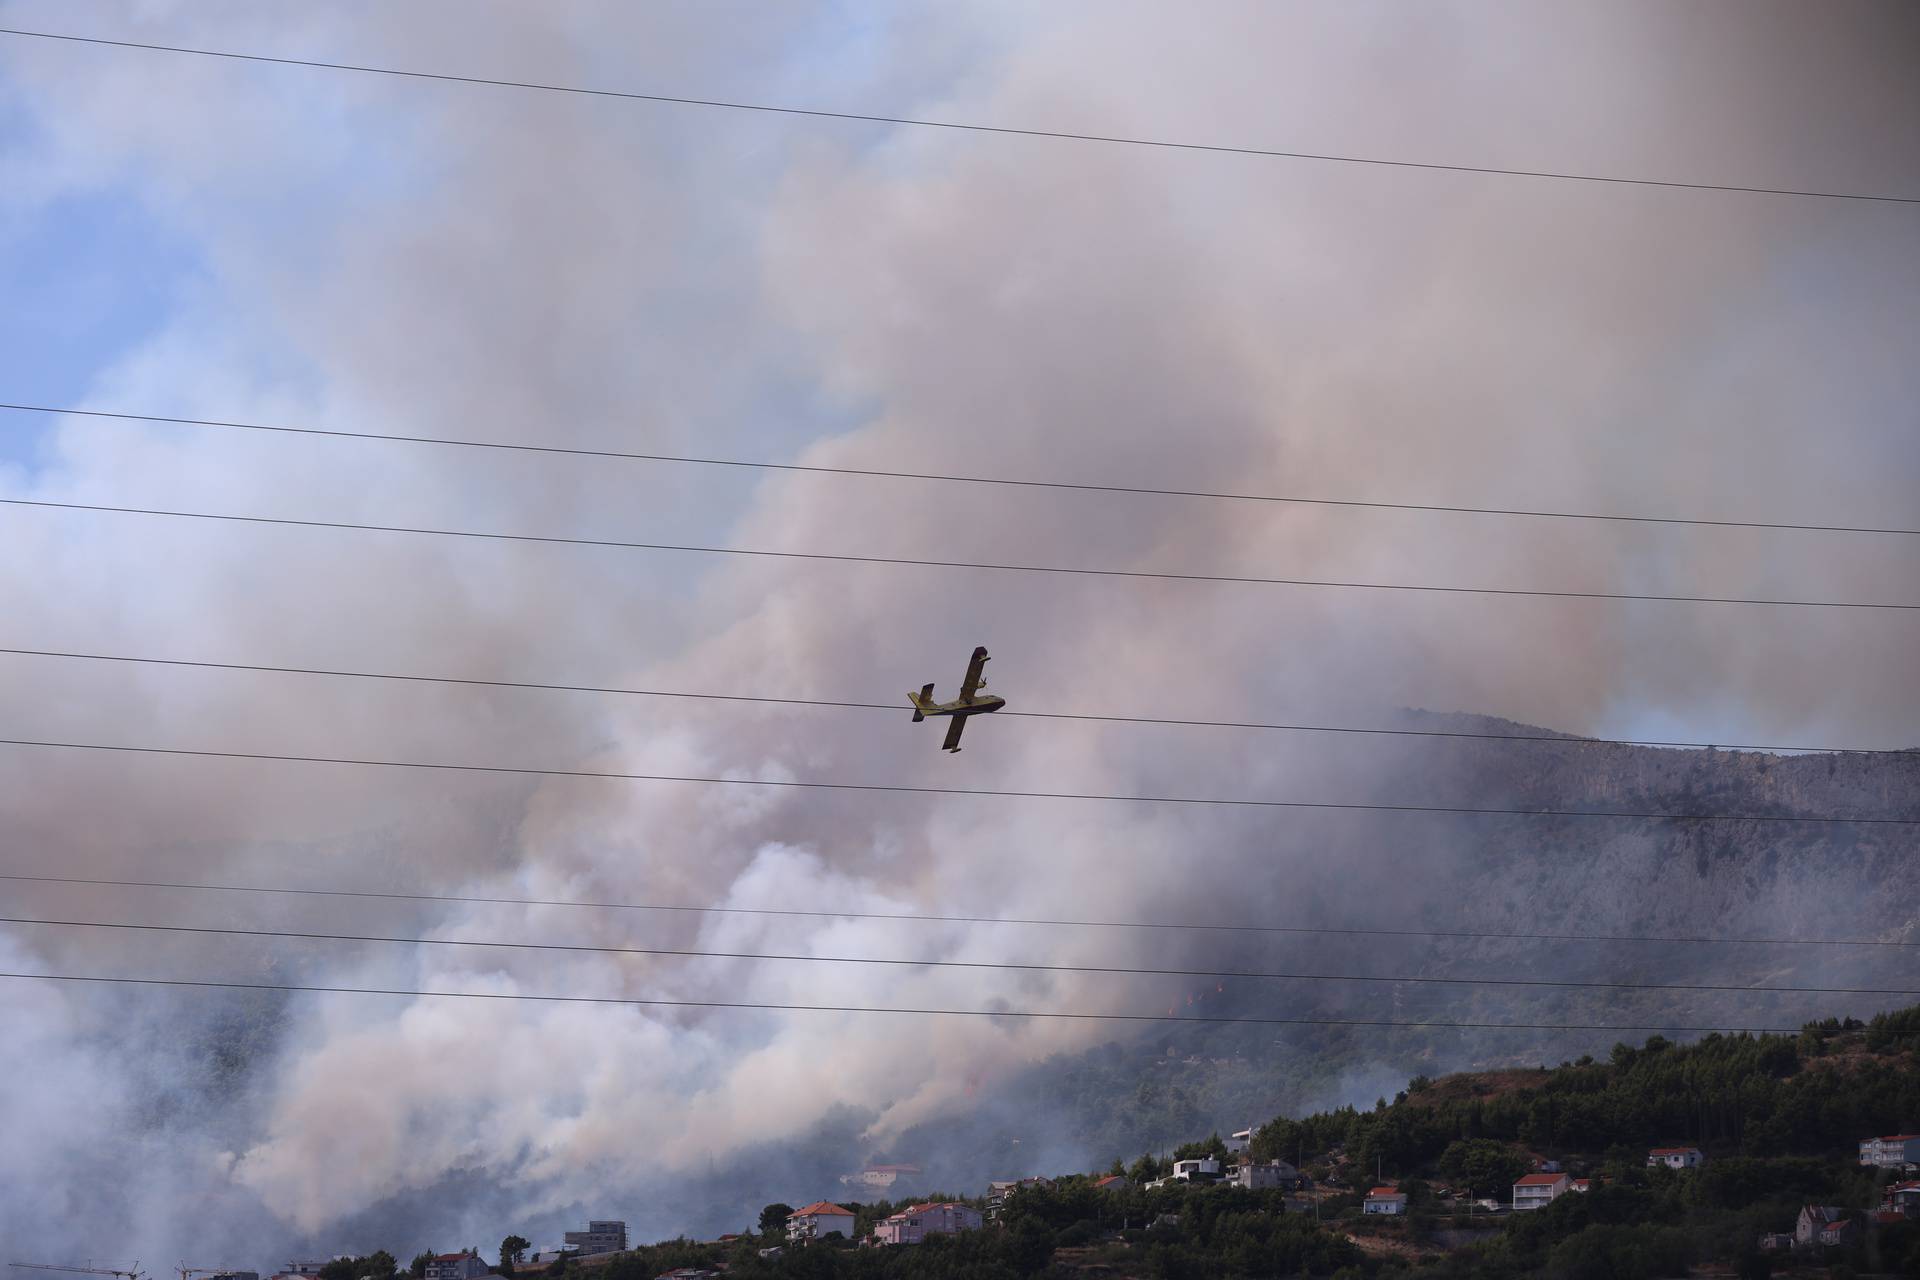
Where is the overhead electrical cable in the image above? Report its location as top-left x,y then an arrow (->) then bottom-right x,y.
7,871 -> 1916,950
6,497 -> 1914,611
8,401 -> 1920,539
0,29 -> 1914,205
8,872 -> 1915,949
3,737 -> 1916,824
7,914 -> 1917,997
0,971 -> 1886,1035
2,645 -> 1912,756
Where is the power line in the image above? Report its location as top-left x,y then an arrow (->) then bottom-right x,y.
11,402 -> 1920,540
3,645 -> 1912,756
3,736 -> 1916,824
8,914 -> 1916,998
0,970 -> 1870,1035
9,872 -> 1910,949
7,497 -> 1916,612
0,28 -> 1913,206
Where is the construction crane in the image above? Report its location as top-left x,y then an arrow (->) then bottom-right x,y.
12,1263 -> 147,1280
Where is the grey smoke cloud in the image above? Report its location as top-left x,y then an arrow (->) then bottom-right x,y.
0,0 -> 1916,1255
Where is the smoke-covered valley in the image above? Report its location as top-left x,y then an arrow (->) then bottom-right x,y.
1,0 -> 1916,1265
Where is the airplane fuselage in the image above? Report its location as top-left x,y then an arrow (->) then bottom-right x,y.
920,694 -> 1006,718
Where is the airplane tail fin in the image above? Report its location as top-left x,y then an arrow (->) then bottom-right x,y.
910,683 -> 935,721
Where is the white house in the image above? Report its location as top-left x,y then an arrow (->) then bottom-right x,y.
1860,1135 -> 1920,1167
1170,1157 -> 1222,1182
1237,1160 -> 1303,1191
1227,1128 -> 1255,1155
1647,1147 -> 1705,1170
871,1202 -> 983,1245
1513,1172 -> 1572,1211
842,1163 -> 922,1190
1363,1187 -> 1408,1216
788,1201 -> 857,1243
1797,1205 -> 1855,1248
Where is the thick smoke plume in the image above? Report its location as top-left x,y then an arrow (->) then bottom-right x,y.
1,0 -> 1916,1257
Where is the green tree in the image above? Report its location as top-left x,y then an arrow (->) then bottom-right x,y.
408,1257 -> 432,1280
1172,1133 -> 1230,1162
499,1237 -> 530,1271
319,1254 -> 396,1280
1436,1139 -> 1530,1199
758,1202 -> 795,1236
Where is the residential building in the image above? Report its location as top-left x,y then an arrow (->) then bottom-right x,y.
1818,1218 -> 1861,1248
1536,1160 -> 1562,1173
423,1255 -> 488,1280
279,1266 -> 326,1277
563,1222 -> 628,1256
1646,1147 -> 1705,1170
1170,1157 -> 1222,1182
1796,1206 -> 1852,1248
1757,1233 -> 1794,1253
842,1163 -> 921,1191
1363,1187 -> 1408,1216
1569,1178 -> 1592,1193
1513,1172 -> 1572,1211
1237,1160 -> 1303,1191
788,1201 -> 857,1243
1093,1174 -> 1130,1192
1860,1135 -> 1920,1167
1227,1128 -> 1255,1155
987,1177 -> 1051,1217
872,1202 -> 983,1245
1887,1181 -> 1920,1217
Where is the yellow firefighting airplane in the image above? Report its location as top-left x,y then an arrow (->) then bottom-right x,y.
908,645 -> 1006,753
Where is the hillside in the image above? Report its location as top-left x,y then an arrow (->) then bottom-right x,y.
573,1012 -> 1920,1278
867,720 -> 1920,1200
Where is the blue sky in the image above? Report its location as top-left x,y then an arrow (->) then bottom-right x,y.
0,92 -> 202,469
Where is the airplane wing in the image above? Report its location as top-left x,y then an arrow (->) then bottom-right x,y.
958,646 -> 989,703
942,716 -> 967,753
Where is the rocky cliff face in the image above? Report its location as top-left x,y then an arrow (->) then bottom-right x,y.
1394,713 -> 1919,950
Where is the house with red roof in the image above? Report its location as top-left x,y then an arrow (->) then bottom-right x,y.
1513,1172 -> 1572,1211
787,1201 -> 857,1243
1093,1174 -> 1130,1192
1882,1180 -> 1920,1217
423,1254 -> 488,1280
1797,1205 -> 1856,1248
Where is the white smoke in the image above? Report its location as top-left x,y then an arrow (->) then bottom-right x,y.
0,0 -> 1916,1257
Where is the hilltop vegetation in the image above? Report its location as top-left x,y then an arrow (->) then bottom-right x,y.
580,1009 -> 1920,1278
1250,1007 -> 1920,1176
